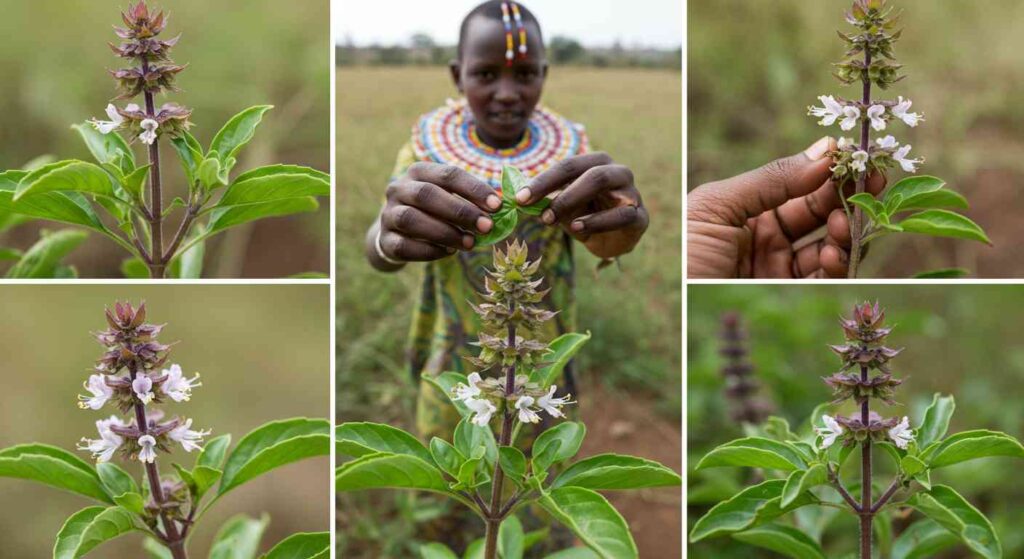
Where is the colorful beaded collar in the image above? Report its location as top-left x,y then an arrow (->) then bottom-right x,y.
411,98 -> 589,189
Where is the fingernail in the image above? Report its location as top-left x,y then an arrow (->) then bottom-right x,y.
570,220 -> 584,232
516,188 -> 532,204
477,216 -> 493,233
462,235 -> 475,249
804,136 -> 831,160
541,209 -> 555,225
486,195 -> 501,210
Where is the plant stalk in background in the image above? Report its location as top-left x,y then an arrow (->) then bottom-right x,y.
719,312 -> 773,425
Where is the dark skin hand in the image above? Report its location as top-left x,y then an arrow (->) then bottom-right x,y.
688,137 -> 885,278
366,13 -> 648,270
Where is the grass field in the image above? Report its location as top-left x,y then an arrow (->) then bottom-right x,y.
336,65 -> 682,556
689,0 -> 1024,278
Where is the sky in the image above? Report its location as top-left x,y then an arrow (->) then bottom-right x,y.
334,0 -> 682,49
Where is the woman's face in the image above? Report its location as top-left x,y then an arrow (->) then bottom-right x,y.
452,16 -> 547,149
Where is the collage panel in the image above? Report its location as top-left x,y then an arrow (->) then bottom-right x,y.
0,285 -> 330,557
336,1 -> 683,557
0,0 -> 330,279
688,284 -> 1024,558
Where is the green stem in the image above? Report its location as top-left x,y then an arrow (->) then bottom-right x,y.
484,303 -> 518,559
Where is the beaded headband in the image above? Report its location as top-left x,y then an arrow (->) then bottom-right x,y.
500,2 -> 528,65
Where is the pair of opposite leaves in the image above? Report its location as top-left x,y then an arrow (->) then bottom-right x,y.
476,166 -> 550,247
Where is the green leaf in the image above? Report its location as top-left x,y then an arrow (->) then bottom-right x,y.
199,158 -> 226,190
847,193 -> 885,223
914,268 -> 969,279
335,452 -> 449,493
430,438 -> 464,477
335,422 -> 432,463
534,422 -> 586,472
907,485 -> 1001,559
918,394 -> 956,448
892,519 -> 960,559
499,515 -> 526,559
206,196 -> 321,234
209,513 -> 269,559
895,190 -> 969,213
0,170 -> 109,234
883,175 -> 945,204
72,123 -> 135,171
170,131 -> 204,187
206,166 -> 329,233
112,492 -> 145,515
218,418 -> 330,497
423,372 -> 473,419
0,247 -> 23,260
419,543 -> 459,559
538,487 -> 637,559
0,444 -> 110,503
121,257 -> 150,278
53,506 -> 139,559
543,549 -> 600,559
531,332 -> 592,388
452,455 -> 483,491
780,463 -> 827,508
696,437 -> 807,471
96,462 -> 140,498
5,229 -> 88,278
499,446 -> 528,485
731,523 -> 826,559
260,532 -> 330,559
689,480 -> 819,542
927,430 -> 1024,469
210,105 -> 274,162
143,537 -> 174,559
552,453 -> 681,490
232,164 -> 330,185
120,165 -> 151,201
475,203 -> 517,247
898,209 -> 991,244
901,455 -> 928,477
453,419 -> 498,467
15,160 -> 115,201
198,434 -> 232,471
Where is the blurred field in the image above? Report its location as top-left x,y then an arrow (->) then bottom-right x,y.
0,286 -> 330,557
336,66 -> 682,556
689,0 -> 1024,277
688,285 -> 1024,558
0,0 -> 330,277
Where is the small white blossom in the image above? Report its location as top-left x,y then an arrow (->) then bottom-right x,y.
139,119 -> 159,145
809,95 -> 845,127
867,104 -> 887,131
168,418 -> 210,453
850,150 -> 870,173
893,145 -> 923,173
91,104 -> 124,134
891,96 -> 923,127
840,106 -> 861,131
466,397 -> 497,427
537,385 -> 574,419
77,415 -> 125,463
889,416 -> 915,449
132,375 -> 154,404
837,137 -> 855,150
453,372 -> 483,402
137,434 -> 158,463
815,415 -> 844,450
78,374 -> 113,410
161,364 -> 202,402
515,395 -> 542,424
876,135 -> 899,150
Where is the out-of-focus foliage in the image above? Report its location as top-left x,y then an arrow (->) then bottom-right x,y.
689,0 -> 1024,277
688,285 -> 1024,557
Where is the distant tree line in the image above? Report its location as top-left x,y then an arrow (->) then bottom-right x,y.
336,34 -> 680,70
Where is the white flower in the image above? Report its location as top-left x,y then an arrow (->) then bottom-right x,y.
161,364 -> 202,402
889,416 -> 915,449
893,145 -> 923,173
91,104 -> 124,134
867,104 -> 887,131
850,150 -> 870,173
466,397 -> 497,427
891,96 -> 923,127
78,374 -> 113,410
77,415 -> 125,463
875,135 -> 899,150
837,137 -> 855,150
840,106 -> 861,131
515,395 -> 542,424
139,119 -> 159,145
809,95 -> 845,127
453,372 -> 483,402
132,375 -> 154,404
137,435 -> 158,463
815,415 -> 844,450
537,385 -> 574,419
168,418 -> 210,453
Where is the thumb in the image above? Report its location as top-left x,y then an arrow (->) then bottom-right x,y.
691,137 -> 835,227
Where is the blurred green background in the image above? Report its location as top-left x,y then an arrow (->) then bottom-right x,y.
0,0 -> 330,277
689,0 -> 1024,277
688,285 -> 1024,558
0,285 -> 330,557
336,66 -> 682,556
